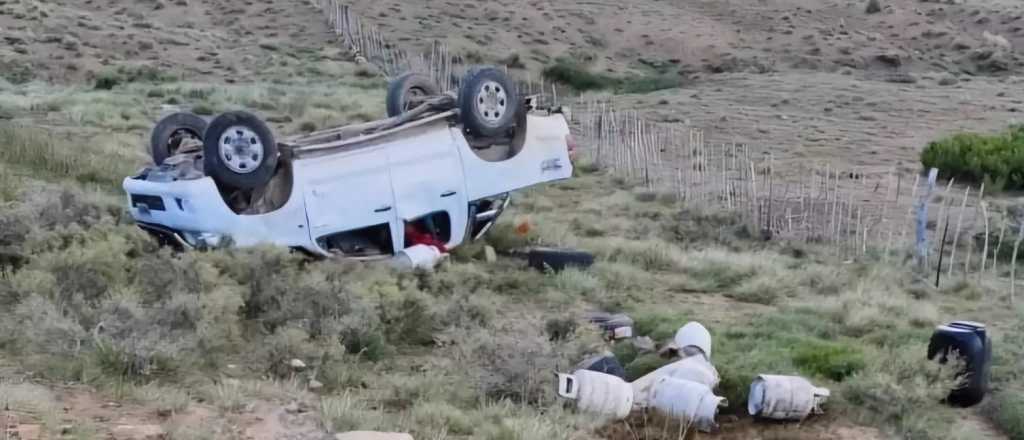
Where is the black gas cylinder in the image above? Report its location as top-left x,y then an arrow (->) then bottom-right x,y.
576,352 -> 626,380
926,320 -> 992,407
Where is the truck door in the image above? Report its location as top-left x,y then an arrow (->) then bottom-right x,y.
388,125 -> 469,248
301,146 -> 398,253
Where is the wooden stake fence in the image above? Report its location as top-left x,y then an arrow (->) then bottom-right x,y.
573,98 -> 1020,286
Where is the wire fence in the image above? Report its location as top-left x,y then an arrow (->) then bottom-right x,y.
311,0 -> 562,104
574,98 -> 1023,299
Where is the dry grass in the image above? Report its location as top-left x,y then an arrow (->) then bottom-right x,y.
0,164 -> 1015,440
130,383 -> 192,414
0,123 -> 139,189
1,56 -> 1022,440
319,392 -> 385,433
0,62 -> 383,194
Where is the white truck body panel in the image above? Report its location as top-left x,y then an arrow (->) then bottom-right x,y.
458,114 -> 574,201
124,176 -> 311,249
387,125 -> 469,248
300,142 -> 397,254
123,113 -> 573,256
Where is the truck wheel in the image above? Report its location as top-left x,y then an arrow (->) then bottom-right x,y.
527,247 -> 595,272
203,111 -> 278,190
150,112 -> 207,165
386,72 -> 440,117
458,67 -> 520,138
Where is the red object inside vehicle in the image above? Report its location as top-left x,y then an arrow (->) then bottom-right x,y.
566,134 -> 578,162
404,222 -> 448,253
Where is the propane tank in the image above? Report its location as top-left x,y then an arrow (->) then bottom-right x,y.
747,375 -> 830,421
557,370 -> 634,420
649,377 -> 725,432
390,244 -> 445,270
631,355 -> 720,406
675,322 -> 712,359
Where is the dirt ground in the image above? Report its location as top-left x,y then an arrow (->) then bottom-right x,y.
344,0 -> 1024,76
608,71 -> 1024,174
0,0 -> 336,83
2,379 -> 326,440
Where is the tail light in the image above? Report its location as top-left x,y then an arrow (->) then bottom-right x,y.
566,134 -> 578,162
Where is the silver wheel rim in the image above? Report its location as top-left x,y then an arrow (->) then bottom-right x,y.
218,125 -> 264,174
475,80 -> 508,125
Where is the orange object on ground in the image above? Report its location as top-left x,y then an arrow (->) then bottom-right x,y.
515,220 -> 532,236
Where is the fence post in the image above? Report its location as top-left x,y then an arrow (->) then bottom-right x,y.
914,168 -> 938,271
980,201 -> 990,283
993,219 -> 1007,275
1011,220 -> 1023,305
949,186 -> 971,277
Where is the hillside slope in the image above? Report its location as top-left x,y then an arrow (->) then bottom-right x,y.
346,0 -> 1024,77
1,0 -> 335,84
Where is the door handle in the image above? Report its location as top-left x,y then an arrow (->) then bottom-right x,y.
374,206 -> 392,213
441,191 -> 457,198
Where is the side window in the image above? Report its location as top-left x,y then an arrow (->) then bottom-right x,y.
317,223 -> 394,257
403,211 -> 452,249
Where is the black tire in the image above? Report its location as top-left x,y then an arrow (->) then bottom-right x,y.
458,67 -> 520,138
150,112 -> 207,165
386,72 -> 441,118
527,247 -> 595,272
203,111 -> 278,190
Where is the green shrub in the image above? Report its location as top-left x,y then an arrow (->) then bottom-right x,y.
987,390 -> 1024,439
631,310 -> 690,342
791,340 -> 866,381
619,74 -> 681,94
622,353 -> 671,381
542,59 -> 619,92
542,58 -> 681,93
920,125 -> 1024,191
2,60 -> 35,84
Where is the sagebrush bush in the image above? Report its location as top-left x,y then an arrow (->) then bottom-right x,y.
542,58 -> 681,93
411,401 -> 476,436
987,391 -> 1024,439
94,65 -> 177,90
449,317 -> 602,404
839,344 -> 965,439
921,125 -> 1024,191
320,392 -> 383,432
542,58 -> 619,91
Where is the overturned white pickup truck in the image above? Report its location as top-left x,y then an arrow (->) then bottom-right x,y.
123,67 -> 576,258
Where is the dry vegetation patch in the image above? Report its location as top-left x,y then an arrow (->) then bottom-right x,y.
2,164 -> 1019,439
